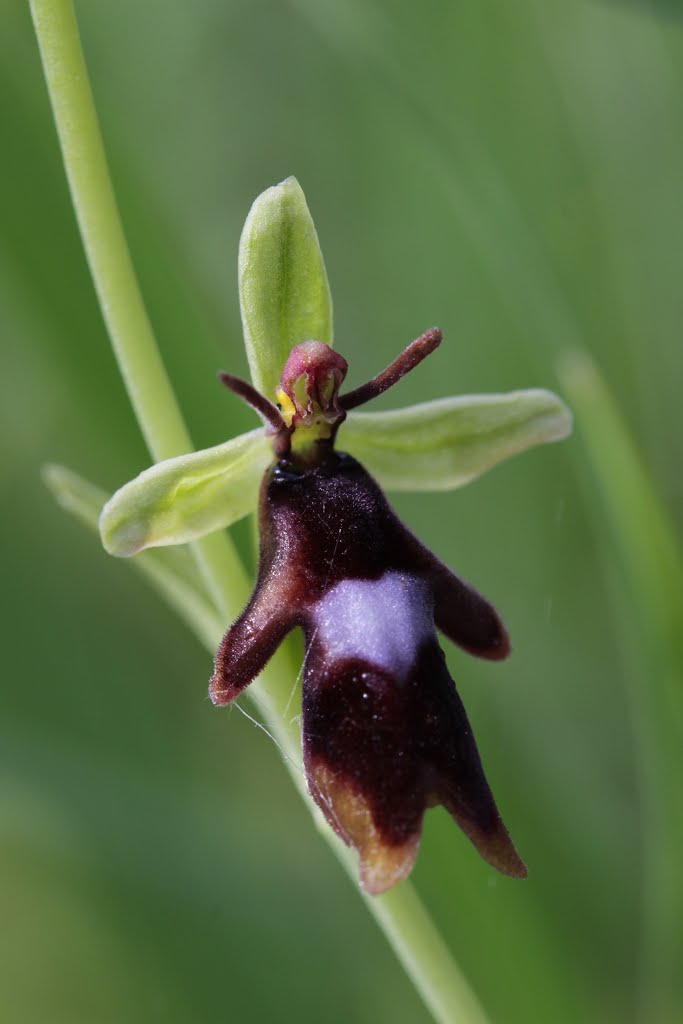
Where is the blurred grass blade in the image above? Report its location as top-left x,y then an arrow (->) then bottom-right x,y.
342,389 -> 572,491
43,464 -> 224,651
239,177 -> 334,398
44,463 -> 113,533
560,353 -> 683,619
98,429 -> 271,556
560,351 -> 683,1022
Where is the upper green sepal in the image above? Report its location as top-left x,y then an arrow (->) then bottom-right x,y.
99,428 -> 271,556
341,389 -> 572,491
239,177 -> 334,398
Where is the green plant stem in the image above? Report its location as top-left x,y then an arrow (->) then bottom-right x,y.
30,3 -> 489,1021
28,0 -> 243,619
29,0 -> 188,464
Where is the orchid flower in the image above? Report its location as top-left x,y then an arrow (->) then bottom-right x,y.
98,177 -> 572,893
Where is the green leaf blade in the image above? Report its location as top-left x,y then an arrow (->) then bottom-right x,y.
341,389 -> 572,491
239,177 -> 333,398
98,429 -> 272,556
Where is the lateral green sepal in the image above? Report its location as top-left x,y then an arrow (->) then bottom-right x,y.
341,389 -> 572,491
98,429 -> 271,556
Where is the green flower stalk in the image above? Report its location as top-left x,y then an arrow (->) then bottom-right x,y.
31,1 -> 571,1021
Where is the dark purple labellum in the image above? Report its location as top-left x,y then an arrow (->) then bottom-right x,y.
212,330 -> 527,893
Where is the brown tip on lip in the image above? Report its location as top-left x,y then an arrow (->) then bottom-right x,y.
485,828 -> 528,879
466,815 -> 528,879
308,760 -> 421,895
359,835 -> 421,896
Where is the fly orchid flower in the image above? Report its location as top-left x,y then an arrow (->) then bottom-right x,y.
99,178 -> 572,894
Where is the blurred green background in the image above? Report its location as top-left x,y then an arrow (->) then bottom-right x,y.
2,1 -> 683,1021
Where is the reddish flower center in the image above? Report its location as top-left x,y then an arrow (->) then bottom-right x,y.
276,341 -> 348,430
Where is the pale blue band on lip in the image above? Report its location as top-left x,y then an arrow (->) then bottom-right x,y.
311,571 -> 433,685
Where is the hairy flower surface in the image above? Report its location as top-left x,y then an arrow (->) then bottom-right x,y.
97,178 -> 572,893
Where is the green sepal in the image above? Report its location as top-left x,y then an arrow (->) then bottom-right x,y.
239,177 -> 334,397
98,429 -> 272,556
341,389 -> 572,491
